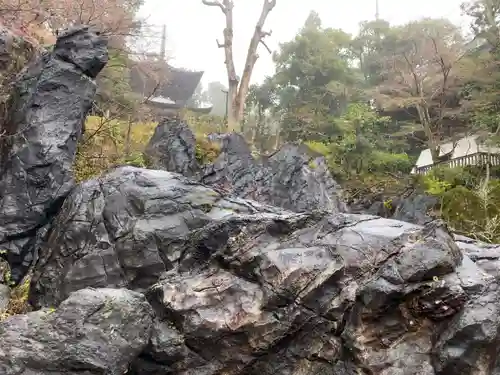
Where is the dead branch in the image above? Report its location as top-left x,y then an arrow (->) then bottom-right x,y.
201,0 -> 227,13
259,38 -> 271,54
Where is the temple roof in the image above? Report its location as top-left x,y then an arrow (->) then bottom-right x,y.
129,61 -> 204,106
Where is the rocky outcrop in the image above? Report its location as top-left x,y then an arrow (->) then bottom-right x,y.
0,25 -> 108,283
390,193 -> 439,225
0,287 -> 153,374
144,120 -> 347,213
26,166 -> 500,374
455,234 -> 500,279
1,24 -> 500,375
145,117 -> 200,177
29,166 -> 286,308
362,193 -> 439,225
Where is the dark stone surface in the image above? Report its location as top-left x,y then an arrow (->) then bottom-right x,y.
26,166 -> 500,374
391,194 -> 439,225
0,25 -> 108,284
144,120 -> 347,213
454,234 -> 500,279
0,287 -> 153,375
355,193 -> 439,226
144,117 -> 200,177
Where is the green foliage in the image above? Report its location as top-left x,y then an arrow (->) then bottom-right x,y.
383,199 -> 393,210
195,137 -> 221,164
421,167 -> 500,242
74,113 -> 223,182
74,116 -> 157,182
301,103 -> 413,179
368,151 -> 413,173
423,175 -> 452,195
304,141 -> 330,156
97,49 -> 138,113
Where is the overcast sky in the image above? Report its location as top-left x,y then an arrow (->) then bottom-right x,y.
139,0 -> 469,87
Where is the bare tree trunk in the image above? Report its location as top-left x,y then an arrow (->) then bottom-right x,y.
415,102 -> 440,162
124,115 -> 133,159
202,0 -> 275,132
235,0 -> 276,123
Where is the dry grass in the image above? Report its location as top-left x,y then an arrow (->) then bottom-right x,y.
0,275 -> 31,321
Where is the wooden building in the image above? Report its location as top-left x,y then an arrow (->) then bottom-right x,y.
412,135 -> 500,174
129,61 -> 212,116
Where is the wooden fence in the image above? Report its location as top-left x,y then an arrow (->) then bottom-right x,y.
415,152 -> 500,175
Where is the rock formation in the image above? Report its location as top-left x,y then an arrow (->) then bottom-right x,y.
145,116 -> 200,177
2,22 -> 500,375
25,166 -> 500,374
0,287 -> 153,374
0,25 -> 108,283
145,118 -> 347,213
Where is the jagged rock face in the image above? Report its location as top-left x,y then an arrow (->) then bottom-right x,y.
29,166 -> 286,309
351,191 -> 439,226
144,120 -> 347,213
145,117 -> 200,177
28,166 -> 500,374
390,194 -> 439,225
0,25 -> 108,284
0,287 -> 153,374
455,234 -> 500,280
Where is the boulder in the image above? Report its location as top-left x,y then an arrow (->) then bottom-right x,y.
144,120 -> 346,213
144,117 -> 200,177
29,166 -> 287,308
28,166 -> 500,374
454,234 -> 500,279
0,25 -> 108,284
0,287 -> 153,374
203,138 -> 346,213
391,193 -> 439,225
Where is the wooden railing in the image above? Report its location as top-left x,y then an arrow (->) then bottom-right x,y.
415,152 -> 500,175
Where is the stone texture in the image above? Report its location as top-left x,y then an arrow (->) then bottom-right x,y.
27,166 -> 500,374
455,234 -> 500,279
0,25 -> 108,284
0,287 -> 153,375
29,166 -> 286,309
144,117 -> 200,177
144,120 -> 346,213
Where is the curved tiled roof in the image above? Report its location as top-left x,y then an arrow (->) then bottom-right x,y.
129,61 -> 204,106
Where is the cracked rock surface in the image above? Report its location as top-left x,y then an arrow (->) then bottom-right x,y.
144,119 -> 347,213
27,166 -> 500,374
0,25 -> 108,284
0,287 -> 153,374
2,24 -> 500,375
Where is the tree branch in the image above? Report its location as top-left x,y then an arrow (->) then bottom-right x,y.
201,0 -> 227,13
259,38 -> 271,54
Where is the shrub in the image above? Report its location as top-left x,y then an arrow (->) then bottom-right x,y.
368,151 -> 413,174
0,261 -> 31,321
73,116 -> 157,182
422,167 -> 500,242
74,113 -> 225,182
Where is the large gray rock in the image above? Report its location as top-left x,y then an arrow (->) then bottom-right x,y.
0,287 -> 153,375
144,117 -> 200,177
454,234 -> 500,279
29,166 -> 287,308
144,120 -> 347,213
0,25 -> 108,283
202,138 -> 347,213
28,166 -> 500,374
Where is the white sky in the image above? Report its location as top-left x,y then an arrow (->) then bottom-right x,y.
139,0 -> 469,87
